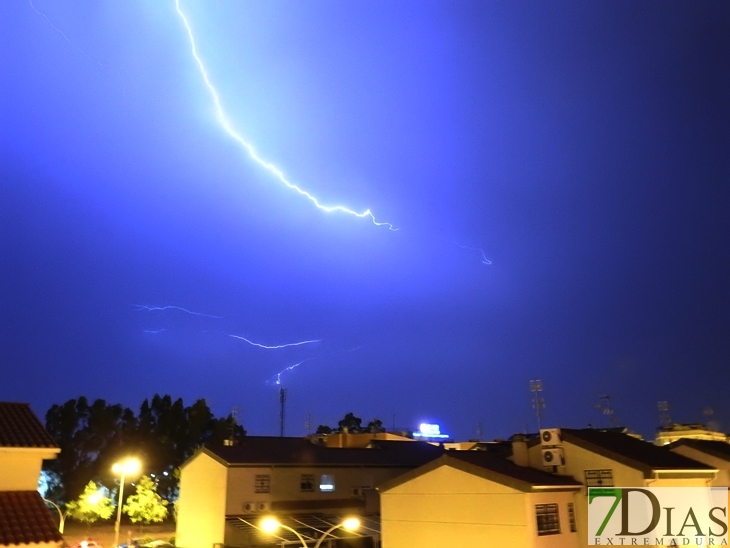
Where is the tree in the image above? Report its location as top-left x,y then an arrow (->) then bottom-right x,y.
123,475 -> 168,525
315,425 -> 333,435
65,481 -> 114,524
365,419 -> 386,433
337,412 -> 363,433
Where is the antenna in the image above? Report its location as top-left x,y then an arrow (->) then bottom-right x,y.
476,422 -> 483,441
305,413 -> 312,435
657,401 -> 671,427
595,395 -> 615,428
279,388 -> 287,437
529,379 -> 545,431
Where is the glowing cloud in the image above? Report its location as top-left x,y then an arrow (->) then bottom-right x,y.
229,334 -> 321,350
173,0 -> 395,230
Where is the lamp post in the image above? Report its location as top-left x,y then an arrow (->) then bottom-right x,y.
112,458 -> 141,548
42,499 -> 67,534
260,516 -> 360,548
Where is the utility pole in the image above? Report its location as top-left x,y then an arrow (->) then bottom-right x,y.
279,388 -> 287,437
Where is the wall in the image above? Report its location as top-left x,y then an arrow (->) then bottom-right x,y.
176,452 -> 228,548
0,449 -> 56,491
526,491 -> 581,548
225,464 -> 411,515
670,446 -> 730,487
381,464 -> 531,548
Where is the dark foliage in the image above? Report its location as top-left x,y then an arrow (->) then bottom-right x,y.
43,395 -> 245,504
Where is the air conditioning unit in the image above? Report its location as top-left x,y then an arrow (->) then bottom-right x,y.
542,447 -> 565,467
256,502 -> 270,512
243,502 -> 256,513
540,428 -> 562,446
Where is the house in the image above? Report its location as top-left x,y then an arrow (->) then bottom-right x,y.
668,438 -> 730,487
176,436 -> 444,548
524,428 -> 718,548
655,423 -> 728,446
0,402 -> 62,548
378,450 -> 583,547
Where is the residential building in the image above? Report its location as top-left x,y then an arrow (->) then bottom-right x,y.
524,428 -> 717,548
379,450 -> 582,547
655,423 -> 728,446
668,438 -> 730,487
0,402 -> 63,548
176,436 -> 443,548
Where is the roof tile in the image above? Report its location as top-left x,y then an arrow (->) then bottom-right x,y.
0,403 -> 58,449
0,491 -> 63,545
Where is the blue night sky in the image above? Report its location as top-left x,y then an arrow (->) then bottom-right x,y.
2,1 -> 729,441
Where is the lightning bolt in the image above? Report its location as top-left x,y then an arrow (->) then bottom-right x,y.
268,358 -> 316,386
134,305 -> 224,319
454,243 -> 492,265
143,329 -> 167,334
29,0 -> 126,97
173,0 -> 396,230
229,334 -> 321,350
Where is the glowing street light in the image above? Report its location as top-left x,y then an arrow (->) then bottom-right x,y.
112,458 -> 141,548
259,516 -> 360,548
44,490 -> 105,534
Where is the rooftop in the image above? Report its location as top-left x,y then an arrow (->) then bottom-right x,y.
201,436 -> 444,468
380,451 -> 581,493
0,403 -> 58,449
668,439 -> 730,461
561,428 -> 715,474
0,491 -> 63,545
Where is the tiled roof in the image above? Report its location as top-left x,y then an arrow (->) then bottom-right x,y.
669,439 -> 730,461
201,436 -> 444,468
444,452 -> 581,488
0,491 -> 63,545
379,452 -> 581,493
0,403 -> 58,449
562,428 -> 715,473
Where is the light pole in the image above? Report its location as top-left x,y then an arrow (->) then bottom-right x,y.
42,499 -> 67,534
313,517 -> 360,548
260,516 -> 360,548
112,458 -> 141,548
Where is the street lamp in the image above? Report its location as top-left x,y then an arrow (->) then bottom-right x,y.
42,499 -> 68,534
112,458 -> 141,548
259,516 -> 360,548
44,491 -> 105,534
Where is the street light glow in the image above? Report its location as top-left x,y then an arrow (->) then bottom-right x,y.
112,457 -> 141,476
260,516 -> 280,534
342,517 -> 360,531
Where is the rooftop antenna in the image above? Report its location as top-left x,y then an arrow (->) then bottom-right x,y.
657,401 -> 671,427
279,388 -> 287,437
529,379 -> 545,431
595,395 -> 615,428
305,413 -> 312,435
476,422 -> 483,441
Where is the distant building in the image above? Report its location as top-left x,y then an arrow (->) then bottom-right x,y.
654,423 -> 727,446
0,402 -> 63,548
175,436 -> 443,548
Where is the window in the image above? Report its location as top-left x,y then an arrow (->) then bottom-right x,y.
254,474 -> 270,493
535,504 -> 560,536
567,502 -> 577,533
584,469 -> 614,487
319,474 -> 335,492
300,474 -> 314,492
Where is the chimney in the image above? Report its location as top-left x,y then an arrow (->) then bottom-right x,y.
511,434 -> 529,467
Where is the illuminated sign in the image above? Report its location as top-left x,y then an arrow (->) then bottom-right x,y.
413,423 -> 450,439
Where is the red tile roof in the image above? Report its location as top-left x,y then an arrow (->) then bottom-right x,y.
0,491 -> 63,545
0,403 -> 58,449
